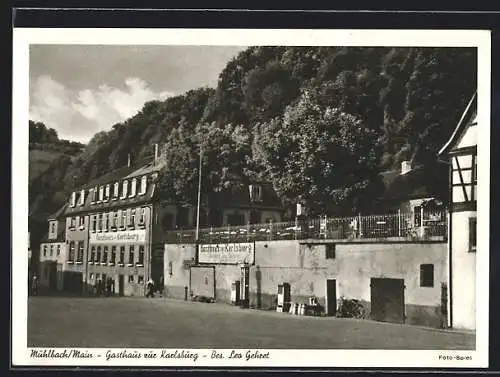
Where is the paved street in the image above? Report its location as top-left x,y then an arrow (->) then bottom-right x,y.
28,297 -> 475,350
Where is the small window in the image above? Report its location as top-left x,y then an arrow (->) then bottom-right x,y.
112,211 -> 118,228
43,245 -> 47,257
90,246 -> 96,263
110,246 -> 116,264
121,210 -> 127,228
70,217 -> 76,229
139,207 -> 146,224
103,213 -> 108,231
79,189 -> 86,205
96,273 -> 101,280
96,246 -> 101,263
91,187 -> 98,203
325,244 -> 336,259
138,246 -> 145,265
119,247 -> 125,264
140,175 -> 147,195
469,217 -> 477,252
50,245 -> 54,257
56,245 -> 61,256
77,241 -> 84,262
129,209 -> 135,227
89,273 -> 94,280
91,215 -> 97,232
129,178 -> 137,197
121,180 -> 128,199
113,182 -> 119,198
103,246 -> 108,263
68,241 -> 75,262
138,275 -> 144,284
98,186 -> 104,202
128,275 -> 134,283
50,222 -> 56,234
420,264 -> 434,287
70,192 -> 76,207
129,246 -> 135,265
105,184 -> 110,201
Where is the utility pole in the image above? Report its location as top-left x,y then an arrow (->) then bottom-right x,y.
195,144 -> 203,262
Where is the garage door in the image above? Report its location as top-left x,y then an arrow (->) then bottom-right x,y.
370,278 -> 405,324
190,266 -> 215,299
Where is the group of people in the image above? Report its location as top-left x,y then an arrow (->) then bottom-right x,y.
95,277 -> 115,297
29,274 -> 163,298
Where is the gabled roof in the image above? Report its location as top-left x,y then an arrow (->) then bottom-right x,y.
380,163 -> 448,203
78,156 -> 155,191
439,91 -> 477,156
47,203 -> 68,221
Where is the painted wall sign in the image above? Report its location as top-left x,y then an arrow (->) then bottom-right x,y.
89,229 -> 146,244
199,242 -> 255,264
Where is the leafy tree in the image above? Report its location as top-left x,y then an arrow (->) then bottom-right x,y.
253,90 -> 383,216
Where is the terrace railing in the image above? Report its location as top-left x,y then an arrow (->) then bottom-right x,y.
163,209 -> 447,244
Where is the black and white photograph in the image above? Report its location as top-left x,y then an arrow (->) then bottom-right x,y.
12,28 -> 490,368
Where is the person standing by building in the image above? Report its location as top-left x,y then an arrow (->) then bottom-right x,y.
146,278 -> 154,298
31,275 -> 38,296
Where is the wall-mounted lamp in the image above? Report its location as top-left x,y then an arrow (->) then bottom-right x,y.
264,244 -> 268,248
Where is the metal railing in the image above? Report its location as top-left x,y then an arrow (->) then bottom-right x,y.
163,209 -> 447,244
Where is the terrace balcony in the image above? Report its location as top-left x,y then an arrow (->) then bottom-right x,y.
163,210 -> 447,244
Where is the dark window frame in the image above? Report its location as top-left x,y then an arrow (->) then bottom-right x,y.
469,217 -> 477,252
420,264 -> 434,287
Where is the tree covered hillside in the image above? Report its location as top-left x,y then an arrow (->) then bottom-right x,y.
29,121 -> 85,183
29,46 -> 477,220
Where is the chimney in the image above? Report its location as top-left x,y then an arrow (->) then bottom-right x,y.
154,144 -> 159,162
127,154 -> 131,168
401,160 -> 412,175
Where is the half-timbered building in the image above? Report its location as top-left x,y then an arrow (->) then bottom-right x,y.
439,92 -> 477,330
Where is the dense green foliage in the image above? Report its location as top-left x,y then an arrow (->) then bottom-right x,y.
29,46 -> 476,221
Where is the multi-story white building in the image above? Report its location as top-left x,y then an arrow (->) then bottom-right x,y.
439,92 -> 477,330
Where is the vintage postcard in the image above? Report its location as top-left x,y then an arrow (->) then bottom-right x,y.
12,28 -> 490,368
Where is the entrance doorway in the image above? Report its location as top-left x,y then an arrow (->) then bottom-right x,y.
118,275 -> 124,296
326,279 -> 337,316
370,278 -> 405,324
240,265 -> 250,308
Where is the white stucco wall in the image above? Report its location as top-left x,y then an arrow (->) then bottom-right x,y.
451,210 -> 476,330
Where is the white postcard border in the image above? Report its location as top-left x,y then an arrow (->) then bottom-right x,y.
12,28 -> 491,368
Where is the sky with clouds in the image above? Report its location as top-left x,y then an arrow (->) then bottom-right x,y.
29,45 -> 247,143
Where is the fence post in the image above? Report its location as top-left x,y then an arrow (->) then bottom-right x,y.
358,213 -> 362,238
269,219 -> 273,241
398,209 -> 401,237
420,206 -> 425,239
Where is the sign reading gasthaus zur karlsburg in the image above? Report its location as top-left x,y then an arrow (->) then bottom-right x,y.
89,229 -> 147,244
199,243 -> 255,264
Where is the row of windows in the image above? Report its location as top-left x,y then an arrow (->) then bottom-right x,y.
70,174 -> 158,208
68,241 -> 85,262
42,244 -> 62,257
90,208 -> 146,232
88,272 -> 144,284
89,245 -> 145,266
68,207 -> 147,231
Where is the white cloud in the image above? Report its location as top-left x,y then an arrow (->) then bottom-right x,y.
29,75 -> 175,143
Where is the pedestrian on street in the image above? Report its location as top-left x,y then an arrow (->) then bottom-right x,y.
145,279 -> 155,298
31,275 -> 38,296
